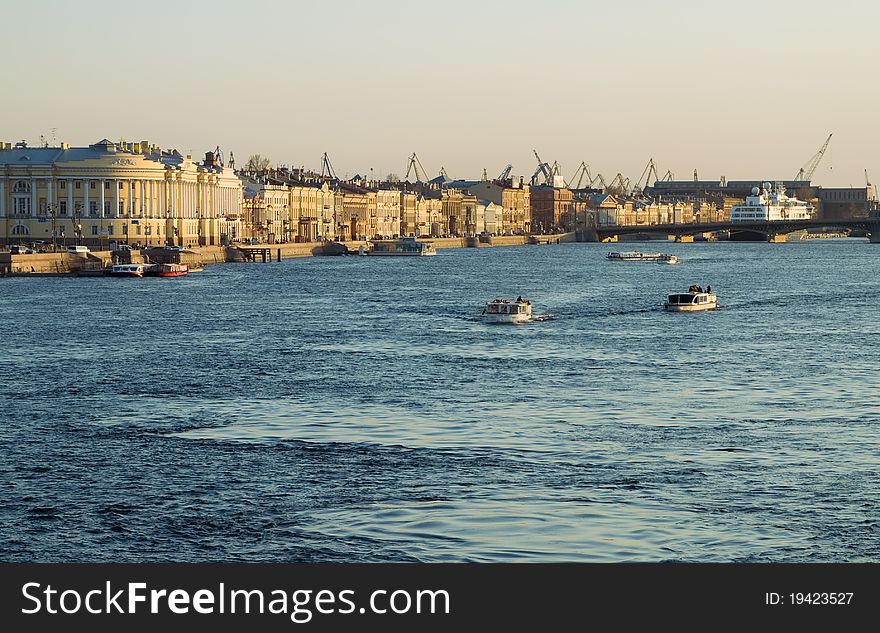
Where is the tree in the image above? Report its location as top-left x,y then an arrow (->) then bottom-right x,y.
386,173 -> 400,183
245,154 -> 271,173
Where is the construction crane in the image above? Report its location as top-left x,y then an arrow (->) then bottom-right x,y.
661,170 -> 674,181
794,133 -> 832,182
633,158 -> 659,195
568,162 -> 595,190
607,173 -> 629,197
404,152 -> 429,182
530,149 -> 553,186
497,164 -> 513,181
320,152 -> 337,181
214,145 -> 224,167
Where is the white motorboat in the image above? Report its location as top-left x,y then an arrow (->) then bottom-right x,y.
664,286 -> 717,312
368,236 -> 436,256
109,263 -> 155,277
482,298 -> 532,324
607,251 -> 676,262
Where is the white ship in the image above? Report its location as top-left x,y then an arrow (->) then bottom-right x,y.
729,182 -> 815,222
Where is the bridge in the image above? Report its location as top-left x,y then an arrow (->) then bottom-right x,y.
587,218 -> 880,243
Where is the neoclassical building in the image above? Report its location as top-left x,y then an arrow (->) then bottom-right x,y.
0,138 -> 243,247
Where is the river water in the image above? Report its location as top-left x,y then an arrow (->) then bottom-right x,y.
2,239 -> 879,561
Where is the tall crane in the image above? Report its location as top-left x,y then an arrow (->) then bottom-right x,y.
633,158 -> 659,195
794,133 -> 832,182
497,164 -> 513,181
569,162 -> 596,190
530,149 -> 553,186
320,152 -> 337,180
404,152 -> 429,182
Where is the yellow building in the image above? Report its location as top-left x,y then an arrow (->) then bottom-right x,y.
290,182 -> 343,241
464,180 -> 531,234
338,183 -> 377,240
0,139 -> 242,248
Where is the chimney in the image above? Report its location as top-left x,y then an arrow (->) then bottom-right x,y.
205,151 -> 215,167
140,141 -> 149,154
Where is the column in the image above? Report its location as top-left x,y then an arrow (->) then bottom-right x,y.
83,179 -> 90,217
67,178 -> 74,218
141,180 -> 146,216
99,178 -> 105,218
0,178 -> 5,217
47,176 -> 53,213
31,177 -> 37,216
129,179 -> 134,216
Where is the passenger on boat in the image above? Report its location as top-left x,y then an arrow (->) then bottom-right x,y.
516,296 -> 523,302
706,285 -> 711,293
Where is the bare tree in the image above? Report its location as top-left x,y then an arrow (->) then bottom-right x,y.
245,154 -> 271,173
386,173 -> 400,183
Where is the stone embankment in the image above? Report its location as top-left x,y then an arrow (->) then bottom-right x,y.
0,233 -> 574,276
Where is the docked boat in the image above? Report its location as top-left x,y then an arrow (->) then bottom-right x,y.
109,263 -> 152,277
150,263 -> 188,277
482,297 -> 532,324
607,251 -> 675,262
664,286 -> 717,312
368,236 -> 436,256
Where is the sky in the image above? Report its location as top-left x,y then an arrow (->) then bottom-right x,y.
1,0 -> 878,186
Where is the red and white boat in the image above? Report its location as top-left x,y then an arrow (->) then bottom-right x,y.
152,263 -> 188,277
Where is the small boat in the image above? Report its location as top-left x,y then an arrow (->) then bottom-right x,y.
607,251 -> 674,262
109,263 -> 150,277
367,237 -> 436,256
150,263 -> 188,277
482,297 -> 532,324
664,286 -> 717,312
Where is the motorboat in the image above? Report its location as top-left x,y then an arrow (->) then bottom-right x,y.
150,263 -> 188,277
664,286 -> 717,312
607,251 -> 675,262
109,263 -> 152,277
368,236 -> 436,256
482,298 -> 532,324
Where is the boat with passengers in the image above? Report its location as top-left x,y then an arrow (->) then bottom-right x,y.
664,285 -> 717,312
482,297 -> 533,324
607,251 -> 677,263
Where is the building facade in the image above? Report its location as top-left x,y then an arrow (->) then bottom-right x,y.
465,180 -> 531,233
530,185 -> 573,231
0,139 -> 242,248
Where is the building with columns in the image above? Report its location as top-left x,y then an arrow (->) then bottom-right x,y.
0,138 -> 243,248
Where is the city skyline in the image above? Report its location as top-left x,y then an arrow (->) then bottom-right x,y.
2,0 -> 877,186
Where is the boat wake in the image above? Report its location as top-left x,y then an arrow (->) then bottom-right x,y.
530,313 -> 556,322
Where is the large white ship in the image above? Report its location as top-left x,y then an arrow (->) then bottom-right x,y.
729,182 -> 815,222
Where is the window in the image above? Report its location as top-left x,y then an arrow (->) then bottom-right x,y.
108,225 -> 114,235
90,181 -> 96,189
89,201 -> 98,215
75,181 -> 81,189
91,226 -> 98,235
60,180 -> 66,189
105,182 -> 111,189
60,200 -> 68,215
13,180 -> 30,193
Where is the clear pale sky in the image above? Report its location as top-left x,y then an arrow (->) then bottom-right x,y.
1,0 -> 877,186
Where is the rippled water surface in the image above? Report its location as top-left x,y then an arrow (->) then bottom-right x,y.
2,240 -> 879,561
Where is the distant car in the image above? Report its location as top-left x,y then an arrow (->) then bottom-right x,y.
11,245 -> 37,254
67,245 -> 90,255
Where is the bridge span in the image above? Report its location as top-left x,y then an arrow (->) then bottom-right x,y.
584,218 -> 880,243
